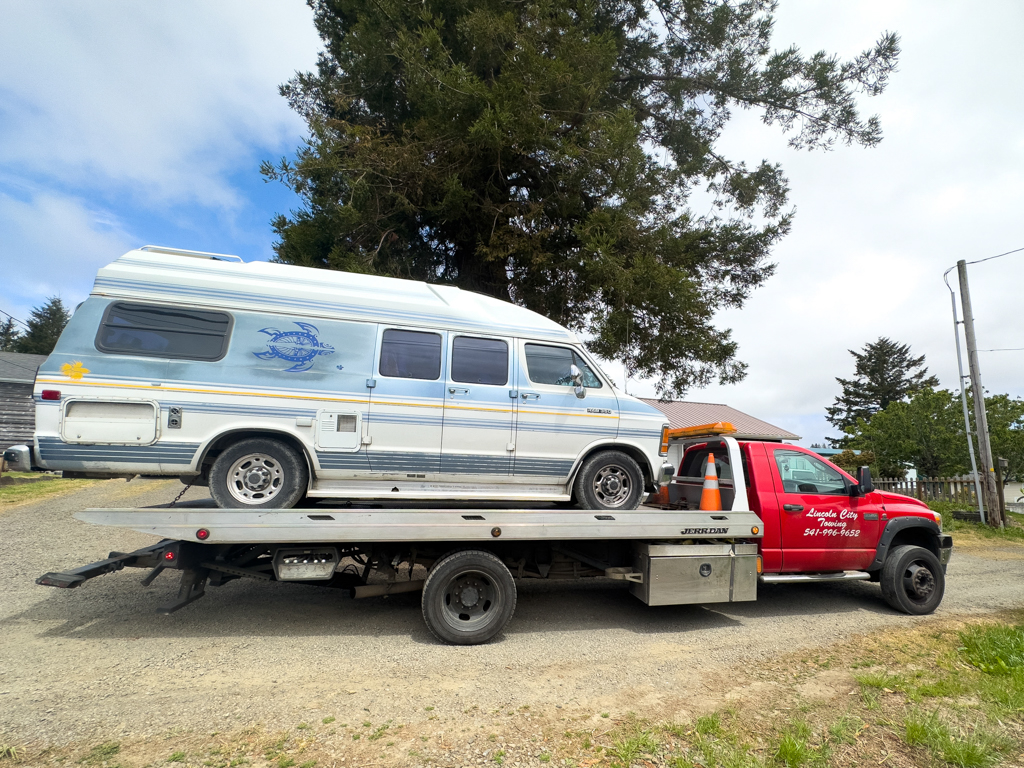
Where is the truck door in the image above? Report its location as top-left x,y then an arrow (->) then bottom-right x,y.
766,447 -> 880,572
512,342 -> 618,481
366,326 -> 447,476
440,334 -> 515,477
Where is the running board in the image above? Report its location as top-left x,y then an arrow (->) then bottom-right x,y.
760,571 -> 871,584
73,507 -> 766,545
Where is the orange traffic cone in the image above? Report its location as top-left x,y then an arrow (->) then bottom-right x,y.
699,453 -> 722,511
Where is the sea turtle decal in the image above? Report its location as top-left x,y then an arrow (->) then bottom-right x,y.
254,322 -> 335,372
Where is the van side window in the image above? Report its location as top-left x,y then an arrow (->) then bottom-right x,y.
524,344 -> 602,388
95,302 -> 231,361
451,336 -> 508,385
774,449 -> 848,495
379,329 -> 442,380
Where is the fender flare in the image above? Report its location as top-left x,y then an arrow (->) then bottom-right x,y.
868,517 -> 942,571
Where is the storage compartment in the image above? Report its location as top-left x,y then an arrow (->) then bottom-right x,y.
630,542 -> 758,606
315,409 -> 362,451
61,400 -> 158,445
273,548 -> 340,581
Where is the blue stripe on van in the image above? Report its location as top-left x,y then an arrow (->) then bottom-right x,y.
37,437 -> 200,466
315,452 -> 372,471
512,457 -> 575,476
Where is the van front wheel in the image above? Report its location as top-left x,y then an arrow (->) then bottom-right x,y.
209,438 -> 308,509
574,450 -> 644,510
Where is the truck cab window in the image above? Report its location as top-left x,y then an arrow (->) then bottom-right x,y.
451,336 -> 508,385
379,329 -> 442,380
95,302 -> 231,361
774,450 -> 847,495
524,344 -> 602,387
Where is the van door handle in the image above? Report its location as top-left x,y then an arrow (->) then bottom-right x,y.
448,387 -> 469,397
521,392 -> 540,400
783,504 -> 804,512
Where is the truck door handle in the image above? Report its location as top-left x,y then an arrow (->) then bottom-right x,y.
783,504 -> 804,512
521,392 -> 540,400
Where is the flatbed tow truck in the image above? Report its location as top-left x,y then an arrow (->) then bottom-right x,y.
30,426 -> 952,645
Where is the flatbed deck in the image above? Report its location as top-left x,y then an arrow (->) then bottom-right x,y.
74,502 -> 763,544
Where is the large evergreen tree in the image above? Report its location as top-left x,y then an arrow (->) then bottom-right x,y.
14,297 -> 70,355
265,0 -> 899,396
0,316 -> 21,352
826,337 -> 938,441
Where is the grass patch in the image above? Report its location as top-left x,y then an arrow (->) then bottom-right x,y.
928,501 -> 1024,542
0,475 -> 100,508
960,622 -> 1024,674
80,742 -> 120,764
167,751 -> 186,762
0,745 -> 24,762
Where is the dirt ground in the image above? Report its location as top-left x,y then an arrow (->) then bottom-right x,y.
2,478 -> 1023,765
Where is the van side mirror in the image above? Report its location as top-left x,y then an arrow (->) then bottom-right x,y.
856,465 -> 874,494
570,364 -> 586,399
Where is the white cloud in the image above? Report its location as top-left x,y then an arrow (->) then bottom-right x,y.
0,2 -> 320,209
0,190 -> 134,321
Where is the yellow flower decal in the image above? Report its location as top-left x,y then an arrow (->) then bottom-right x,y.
61,361 -> 90,380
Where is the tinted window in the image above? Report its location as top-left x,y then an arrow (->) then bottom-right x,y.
451,336 -> 508,385
524,344 -> 602,388
95,302 -> 231,361
774,450 -> 848,495
379,329 -> 442,380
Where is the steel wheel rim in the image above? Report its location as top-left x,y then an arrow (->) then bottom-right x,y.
593,464 -> 632,508
227,453 -> 284,505
903,561 -> 936,604
440,570 -> 498,631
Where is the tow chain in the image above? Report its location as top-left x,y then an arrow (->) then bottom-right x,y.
167,479 -> 195,507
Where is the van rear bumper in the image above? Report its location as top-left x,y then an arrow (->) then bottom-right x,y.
3,444 -> 33,472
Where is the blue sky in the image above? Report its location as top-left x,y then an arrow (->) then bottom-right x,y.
1,0 -> 1022,445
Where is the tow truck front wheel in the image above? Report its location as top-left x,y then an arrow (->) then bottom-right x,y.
880,545 -> 945,615
421,550 -> 516,645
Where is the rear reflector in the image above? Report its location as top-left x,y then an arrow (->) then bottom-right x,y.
41,390 -> 61,400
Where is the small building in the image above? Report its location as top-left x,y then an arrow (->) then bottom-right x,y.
0,352 -> 47,450
639,398 -> 800,471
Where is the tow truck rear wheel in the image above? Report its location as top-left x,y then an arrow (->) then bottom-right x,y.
421,549 -> 516,645
880,545 -> 945,615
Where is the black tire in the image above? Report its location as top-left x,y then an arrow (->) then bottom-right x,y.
573,450 -> 644,510
209,438 -> 308,509
880,545 -> 945,615
421,549 -> 516,645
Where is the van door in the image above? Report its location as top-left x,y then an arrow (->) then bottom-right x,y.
767,446 -> 880,572
512,342 -> 618,481
366,327 -> 447,476
440,334 -> 515,477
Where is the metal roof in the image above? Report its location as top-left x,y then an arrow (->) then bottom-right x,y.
0,352 -> 48,384
639,399 -> 800,441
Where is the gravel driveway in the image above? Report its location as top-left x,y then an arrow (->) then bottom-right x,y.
2,478 -> 1023,752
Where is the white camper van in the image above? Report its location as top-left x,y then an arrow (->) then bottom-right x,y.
13,246 -> 673,510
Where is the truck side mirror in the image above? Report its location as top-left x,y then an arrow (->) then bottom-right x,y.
856,466 -> 874,494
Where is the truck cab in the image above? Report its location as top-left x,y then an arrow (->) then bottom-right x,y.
666,426 -> 952,615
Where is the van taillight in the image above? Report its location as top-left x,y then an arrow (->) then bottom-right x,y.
41,390 -> 61,401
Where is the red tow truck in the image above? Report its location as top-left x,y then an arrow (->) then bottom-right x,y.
31,424 -> 952,644
663,424 -> 953,615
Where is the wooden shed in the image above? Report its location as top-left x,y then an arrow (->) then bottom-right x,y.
1,352 -> 47,449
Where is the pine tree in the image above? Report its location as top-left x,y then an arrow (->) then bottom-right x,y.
826,337 -> 939,441
14,297 -> 71,355
265,0 -> 900,397
0,316 -> 21,352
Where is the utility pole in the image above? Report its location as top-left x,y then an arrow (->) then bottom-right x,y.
957,260 -> 1004,527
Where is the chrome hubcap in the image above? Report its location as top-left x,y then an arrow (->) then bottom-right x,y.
593,465 -> 632,507
227,453 -> 284,505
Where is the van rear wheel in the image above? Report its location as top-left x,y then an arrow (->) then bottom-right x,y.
574,450 -> 644,510
209,438 -> 308,509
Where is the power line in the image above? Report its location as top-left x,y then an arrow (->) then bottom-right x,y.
0,308 -> 29,329
979,347 -> 1024,352
964,245 -> 1024,266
